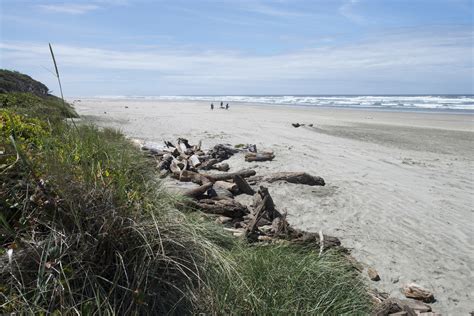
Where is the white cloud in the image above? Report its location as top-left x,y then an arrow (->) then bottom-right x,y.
37,4 -> 100,14
1,28 -> 472,94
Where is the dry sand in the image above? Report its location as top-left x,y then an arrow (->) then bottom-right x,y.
75,99 -> 473,315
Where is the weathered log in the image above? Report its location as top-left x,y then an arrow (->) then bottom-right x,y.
245,195 -> 269,241
177,138 -> 192,148
214,181 -> 239,195
367,267 -> 380,281
372,298 -> 432,316
177,142 -> 188,154
171,170 -> 211,184
169,159 -> 181,174
249,172 -> 325,186
252,186 -> 280,220
216,216 -> 233,224
245,152 -> 275,162
183,182 -> 213,199
204,169 -> 256,182
188,154 -> 201,167
158,154 -> 173,170
199,158 -> 218,170
190,199 -> 248,218
402,283 -> 435,303
209,144 -> 238,162
212,162 -> 230,172
207,186 -> 234,200
233,175 -> 254,195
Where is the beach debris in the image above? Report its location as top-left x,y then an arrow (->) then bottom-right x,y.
245,151 -> 275,162
204,169 -> 256,182
402,283 -> 435,303
214,181 -> 239,195
249,172 -> 325,186
372,297 -> 432,316
368,267 -> 381,281
183,182 -> 213,199
143,137 -> 334,250
190,199 -> 248,218
215,216 -> 233,225
213,162 -> 230,171
209,144 -> 239,162
233,175 -> 254,195
292,123 -> 315,128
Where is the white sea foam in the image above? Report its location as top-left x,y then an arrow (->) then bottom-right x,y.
90,95 -> 474,110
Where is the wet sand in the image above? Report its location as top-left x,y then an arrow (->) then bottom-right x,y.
75,99 -> 474,315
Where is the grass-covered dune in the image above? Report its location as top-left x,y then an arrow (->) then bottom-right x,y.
0,70 -> 372,314
0,70 -> 49,95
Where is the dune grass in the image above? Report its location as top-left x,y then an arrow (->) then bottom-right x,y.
1,90 -> 372,314
204,243 -> 372,315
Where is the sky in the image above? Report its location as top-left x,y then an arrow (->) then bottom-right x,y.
0,0 -> 473,96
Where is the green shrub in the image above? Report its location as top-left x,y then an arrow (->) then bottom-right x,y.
0,92 -> 78,121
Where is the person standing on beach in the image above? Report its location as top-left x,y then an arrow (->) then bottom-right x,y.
211,103 -> 214,110
225,103 -> 229,110
220,101 -> 224,109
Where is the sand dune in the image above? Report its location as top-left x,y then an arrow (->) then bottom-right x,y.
76,99 -> 474,315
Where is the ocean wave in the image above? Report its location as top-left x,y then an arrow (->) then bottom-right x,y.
91,95 -> 474,110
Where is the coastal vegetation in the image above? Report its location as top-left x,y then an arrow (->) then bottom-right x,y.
0,70 -> 372,314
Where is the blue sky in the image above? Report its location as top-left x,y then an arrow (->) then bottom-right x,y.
0,0 -> 473,96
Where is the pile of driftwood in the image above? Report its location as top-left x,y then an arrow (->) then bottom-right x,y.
141,138 -> 335,247
140,137 -> 438,315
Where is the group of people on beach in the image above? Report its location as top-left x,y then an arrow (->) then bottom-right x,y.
210,101 -> 229,110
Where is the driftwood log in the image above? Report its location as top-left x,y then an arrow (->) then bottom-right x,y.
190,199 -> 248,218
367,267 -> 380,281
199,158 -> 218,170
245,195 -> 269,241
249,172 -> 325,186
245,152 -> 275,162
212,162 -> 230,172
204,169 -> 256,182
233,175 -> 254,195
183,182 -> 213,199
214,181 -> 239,195
372,298 -> 432,316
207,186 -> 234,200
402,283 -> 435,303
172,170 -> 211,184
252,186 -> 279,220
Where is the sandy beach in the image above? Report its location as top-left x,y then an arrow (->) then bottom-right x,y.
75,99 -> 473,314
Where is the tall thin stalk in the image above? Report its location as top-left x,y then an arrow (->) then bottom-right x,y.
49,43 -> 65,104
49,43 -> 77,129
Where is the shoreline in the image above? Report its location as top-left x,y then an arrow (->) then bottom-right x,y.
75,99 -> 474,314
73,97 -> 474,115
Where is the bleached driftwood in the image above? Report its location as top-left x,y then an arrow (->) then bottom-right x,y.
402,283 -> 435,303
214,181 -> 239,195
249,172 -> 325,186
245,152 -> 275,162
204,169 -> 256,182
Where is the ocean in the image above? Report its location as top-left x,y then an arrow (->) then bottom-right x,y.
92,95 -> 474,112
